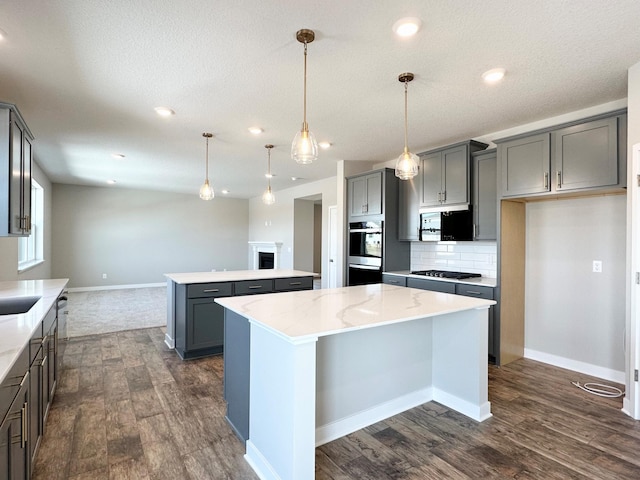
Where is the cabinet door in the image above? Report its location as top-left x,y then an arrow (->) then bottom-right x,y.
420,152 -> 442,207
9,115 -> 24,235
186,298 -> 224,351
442,145 -> 469,205
474,151 -> 497,240
348,177 -> 367,216
382,274 -> 407,286
0,374 -> 29,480
22,136 -> 31,234
553,117 -> 618,191
398,176 -> 420,241
365,173 -> 382,215
500,133 -> 550,196
28,346 -> 42,467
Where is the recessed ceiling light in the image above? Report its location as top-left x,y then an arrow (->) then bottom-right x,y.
318,142 -> 331,149
111,153 -> 125,159
392,17 -> 422,37
154,106 -> 175,117
221,189 -> 230,194
248,127 -> 263,135
291,176 -> 304,181
265,173 -> 275,178
482,68 -> 506,84
107,180 -> 117,184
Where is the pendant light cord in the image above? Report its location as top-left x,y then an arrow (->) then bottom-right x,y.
267,146 -> 272,189
205,136 -> 210,180
303,41 -> 308,129
403,80 -> 409,153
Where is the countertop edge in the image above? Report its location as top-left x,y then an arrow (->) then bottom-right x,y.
165,269 -> 318,284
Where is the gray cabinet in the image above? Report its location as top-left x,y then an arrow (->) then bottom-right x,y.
407,277 -> 456,294
498,112 -> 626,198
398,176 -> 420,241
1,103 -> 34,237
175,282 -> 232,359
234,279 -> 273,296
223,310 -> 250,443
419,141 -> 488,210
382,273 -> 407,287
454,284 -> 496,360
348,172 -> 382,218
0,371 -> 29,480
473,149 -> 497,240
274,276 -> 313,292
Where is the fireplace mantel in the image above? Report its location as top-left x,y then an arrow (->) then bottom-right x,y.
248,241 -> 283,270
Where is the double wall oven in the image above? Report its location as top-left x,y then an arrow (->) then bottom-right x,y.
348,220 -> 383,286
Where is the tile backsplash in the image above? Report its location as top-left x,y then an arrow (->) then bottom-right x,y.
410,241 -> 497,278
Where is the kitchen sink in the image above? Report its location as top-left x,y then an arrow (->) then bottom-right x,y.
0,296 -> 41,315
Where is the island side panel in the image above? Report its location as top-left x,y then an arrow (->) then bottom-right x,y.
431,307 -> 491,421
165,279 -> 176,348
315,318 -> 433,446
223,309 -> 250,443
245,323 -> 317,480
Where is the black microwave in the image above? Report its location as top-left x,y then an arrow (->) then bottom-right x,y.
420,207 -> 473,242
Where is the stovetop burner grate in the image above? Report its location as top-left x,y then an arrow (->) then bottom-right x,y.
410,270 -> 481,280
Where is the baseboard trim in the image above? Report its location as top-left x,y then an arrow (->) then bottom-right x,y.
67,282 -> 165,293
524,348 -> 625,384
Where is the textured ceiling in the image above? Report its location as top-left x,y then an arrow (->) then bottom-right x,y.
1,0 -> 639,198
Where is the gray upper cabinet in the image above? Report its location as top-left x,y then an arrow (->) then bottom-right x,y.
1,103 -> 33,237
348,172 -> 382,218
419,140 -> 488,209
473,149 -> 497,240
500,133 -> 550,197
498,111 -> 626,199
398,175 -> 420,241
553,117 -> 618,191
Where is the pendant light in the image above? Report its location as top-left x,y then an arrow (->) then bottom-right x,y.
291,29 -> 318,165
199,132 -> 214,200
262,144 -> 276,205
395,72 -> 419,180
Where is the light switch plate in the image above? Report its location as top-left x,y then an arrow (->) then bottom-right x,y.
592,260 -> 602,273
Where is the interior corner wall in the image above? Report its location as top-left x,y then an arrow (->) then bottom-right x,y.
293,199 -> 315,272
0,160 -> 52,282
524,195 -> 626,376
51,184 -> 249,288
314,203 -> 322,273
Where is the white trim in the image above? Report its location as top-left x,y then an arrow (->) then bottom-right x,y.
524,348 -> 625,384
164,333 -> 175,349
432,388 -> 492,422
245,440 -> 280,480
67,282 -> 165,293
315,388 -> 432,447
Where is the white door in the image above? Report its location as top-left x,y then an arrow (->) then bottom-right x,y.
328,205 -> 338,288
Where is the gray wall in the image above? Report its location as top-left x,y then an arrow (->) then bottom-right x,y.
293,199 -> 315,273
524,195 -> 626,373
52,184 -> 249,288
0,160 -> 52,281
314,203 -> 322,273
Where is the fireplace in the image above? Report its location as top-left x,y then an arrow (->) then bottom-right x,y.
248,241 -> 283,270
259,252 -> 275,269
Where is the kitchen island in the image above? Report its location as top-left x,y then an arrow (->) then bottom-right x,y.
164,269 -> 316,358
216,283 -> 495,480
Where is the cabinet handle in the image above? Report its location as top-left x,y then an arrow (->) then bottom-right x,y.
442,191 -> 446,203
389,280 -> 400,284
203,289 -> 220,293
544,172 -> 549,188
473,224 -> 477,238
248,285 -> 263,289
289,282 -> 302,286
465,290 -> 483,295
557,171 -> 562,188
21,402 -> 27,448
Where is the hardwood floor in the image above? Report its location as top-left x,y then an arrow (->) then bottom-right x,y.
34,327 -> 640,479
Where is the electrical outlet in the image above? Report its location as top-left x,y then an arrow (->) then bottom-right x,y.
592,260 -> 602,273
102,273 -> 107,279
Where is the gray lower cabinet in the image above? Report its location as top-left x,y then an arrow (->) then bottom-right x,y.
274,276 -> 313,292
473,149 -> 497,240
382,274 -> 407,287
407,277 -> 456,294
0,371 -> 29,480
234,279 -> 273,296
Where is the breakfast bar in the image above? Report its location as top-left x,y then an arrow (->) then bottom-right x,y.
216,283 -> 495,480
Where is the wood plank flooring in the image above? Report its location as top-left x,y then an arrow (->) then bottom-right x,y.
33,327 -> 640,479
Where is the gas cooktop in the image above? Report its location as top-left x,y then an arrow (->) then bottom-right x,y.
410,270 -> 482,280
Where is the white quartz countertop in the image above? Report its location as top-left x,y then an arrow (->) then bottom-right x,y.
216,283 -> 495,342
385,271 -> 498,288
0,278 -> 69,383
165,269 -> 317,284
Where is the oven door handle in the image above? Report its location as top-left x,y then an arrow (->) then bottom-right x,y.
349,264 -> 381,271
349,228 -> 382,233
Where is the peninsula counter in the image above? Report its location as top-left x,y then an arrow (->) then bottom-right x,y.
216,283 -> 495,480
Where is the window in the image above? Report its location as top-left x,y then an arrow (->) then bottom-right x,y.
18,179 -> 44,271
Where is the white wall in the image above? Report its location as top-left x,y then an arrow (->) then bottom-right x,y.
525,195 -> 626,379
249,176 -> 337,287
52,184 -> 249,288
0,160 -> 52,282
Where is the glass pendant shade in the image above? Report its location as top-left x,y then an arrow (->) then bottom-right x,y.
395,148 -> 419,180
291,125 -> 318,165
395,72 -> 419,180
262,185 -> 276,205
199,179 -> 214,200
